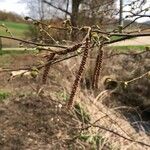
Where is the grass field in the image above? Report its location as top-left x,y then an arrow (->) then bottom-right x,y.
0,20 -> 31,47
0,20 -> 30,37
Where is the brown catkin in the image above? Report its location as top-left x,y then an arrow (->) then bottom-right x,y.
42,53 -> 55,84
67,38 -> 89,109
92,45 -> 103,89
92,53 -> 99,88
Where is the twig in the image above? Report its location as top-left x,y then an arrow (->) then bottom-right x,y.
42,53 -> 55,84
40,28 -> 59,45
88,123 -> 150,148
43,0 -> 71,16
0,35 -> 68,48
125,71 -> 150,84
0,24 -> 13,37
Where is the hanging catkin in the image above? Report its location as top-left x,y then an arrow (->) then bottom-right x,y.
42,53 -> 55,84
67,38 -> 89,109
92,45 -> 103,89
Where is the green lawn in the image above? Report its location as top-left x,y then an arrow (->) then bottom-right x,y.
0,20 -> 30,37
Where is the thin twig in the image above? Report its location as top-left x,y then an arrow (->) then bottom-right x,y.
125,71 -> 150,84
88,123 -> 150,148
0,35 -> 68,48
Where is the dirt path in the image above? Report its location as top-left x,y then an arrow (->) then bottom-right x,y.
110,36 -> 150,46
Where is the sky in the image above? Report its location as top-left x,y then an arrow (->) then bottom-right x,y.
116,0 -> 150,22
0,0 -> 149,22
0,0 -> 27,16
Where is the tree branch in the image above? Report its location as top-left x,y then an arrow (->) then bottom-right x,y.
88,123 -> 150,148
43,0 -> 71,16
0,35 -> 68,48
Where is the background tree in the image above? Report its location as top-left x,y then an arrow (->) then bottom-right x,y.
23,0 -> 50,20
43,0 -> 116,27
43,0 -> 116,40
79,0 -> 116,27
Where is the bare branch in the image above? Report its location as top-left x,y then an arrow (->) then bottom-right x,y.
43,0 -> 71,16
0,35 -> 68,48
87,123 -> 150,148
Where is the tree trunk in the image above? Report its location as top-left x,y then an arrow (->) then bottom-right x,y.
71,0 -> 82,40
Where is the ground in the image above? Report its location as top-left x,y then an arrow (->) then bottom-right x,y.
0,94 -> 86,149
0,48 -> 150,149
0,53 -> 90,149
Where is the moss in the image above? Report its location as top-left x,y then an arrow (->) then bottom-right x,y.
0,91 -> 10,101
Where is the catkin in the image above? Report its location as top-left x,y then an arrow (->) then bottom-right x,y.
67,38 -> 89,109
92,45 -> 103,89
42,53 -> 55,84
